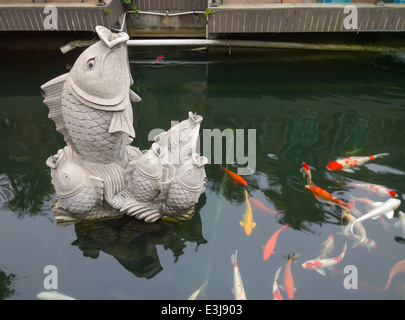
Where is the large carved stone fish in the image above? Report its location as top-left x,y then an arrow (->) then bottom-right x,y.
41,26 -> 141,165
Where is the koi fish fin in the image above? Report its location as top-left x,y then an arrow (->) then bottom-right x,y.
372,210 -> 394,220
252,222 -> 256,228
342,168 -> 356,173
239,221 -> 244,227
374,153 -> 390,159
315,268 -> 327,276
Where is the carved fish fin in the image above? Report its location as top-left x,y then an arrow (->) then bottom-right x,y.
129,89 -> 142,102
41,73 -> 78,152
109,106 -> 136,137
90,175 -> 104,200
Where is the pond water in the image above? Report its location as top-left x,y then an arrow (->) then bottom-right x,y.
1,46 -> 405,300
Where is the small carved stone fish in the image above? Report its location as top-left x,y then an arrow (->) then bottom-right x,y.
126,143 -> 163,203
46,147 -> 103,218
155,112 -> 203,166
164,153 -> 207,216
41,26 -> 141,165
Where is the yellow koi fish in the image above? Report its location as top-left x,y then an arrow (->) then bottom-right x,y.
240,190 -> 256,236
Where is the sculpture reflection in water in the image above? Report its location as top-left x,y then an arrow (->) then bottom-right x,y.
41,26 -> 207,224
72,197 -> 207,279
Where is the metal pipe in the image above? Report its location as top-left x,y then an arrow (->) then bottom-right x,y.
128,10 -> 206,17
126,39 -> 405,53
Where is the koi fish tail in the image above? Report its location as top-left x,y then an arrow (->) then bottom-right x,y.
346,201 -> 361,217
373,153 -> 390,159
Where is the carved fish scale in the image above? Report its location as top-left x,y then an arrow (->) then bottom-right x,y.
61,83 -> 127,164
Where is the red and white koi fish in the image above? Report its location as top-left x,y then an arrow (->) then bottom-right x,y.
156,54 -> 164,62
283,255 -> 298,299
301,242 -> 347,276
326,153 -> 389,172
240,190 -> 256,236
348,182 -> 398,198
300,162 -> 313,185
272,267 -> 283,300
350,198 -> 401,234
319,235 -> 335,258
221,167 -> 248,186
383,259 -> 405,291
262,224 -> 289,261
250,197 -> 281,215
305,184 -> 360,216
231,250 -> 247,300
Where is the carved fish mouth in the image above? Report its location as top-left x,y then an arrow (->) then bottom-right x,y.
188,112 -> 203,124
95,26 -> 129,48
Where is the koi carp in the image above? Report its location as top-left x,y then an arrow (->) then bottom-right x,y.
231,250 -> 247,300
156,54 -> 164,62
394,211 -> 405,237
350,198 -> 401,234
221,166 -> 248,186
262,224 -> 289,261
326,153 -> 389,172
343,211 -> 366,248
188,279 -> 208,300
383,259 -> 405,291
348,182 -> 398,198
301,242 -> 347,276
250,197 -> 281,215
305,184 -> 360,216
283,254 -> 298,299
272,267 -> 283,300
240,190 -> 256,236
300,162 -> 313,185
319,235 -> 335,258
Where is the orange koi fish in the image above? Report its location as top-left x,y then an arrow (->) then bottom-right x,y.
326,153 -> 389,172
272,267 -> 283,300
250,197 -> 281,215
305,184 -> 360,216
156,54 -> 164,62
262,224 -> 289,261
300,162 -> 313,185
283,254 -> 298,299
383,259 -> 405,291
221,167 -> 248,186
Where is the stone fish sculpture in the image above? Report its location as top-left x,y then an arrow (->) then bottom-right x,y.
42,26 -> 207,223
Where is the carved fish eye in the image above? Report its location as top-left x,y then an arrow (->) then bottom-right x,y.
86,58 -> 95,69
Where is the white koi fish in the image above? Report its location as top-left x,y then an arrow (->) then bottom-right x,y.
319,235 -> 334,258
272,267 -> 283,300
350,198 -> 401,234
188,279 -> 208,300
395,211 -> 405,237
231,250 -> 247,300
343,211 -> 366,248
348,182 -> 398,198
301,242 -> 347,276
326,153 -> 389,172
343,233 -> 377,252
37,291 -> 76,300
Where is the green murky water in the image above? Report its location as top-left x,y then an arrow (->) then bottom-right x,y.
1,47 -> 405,300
